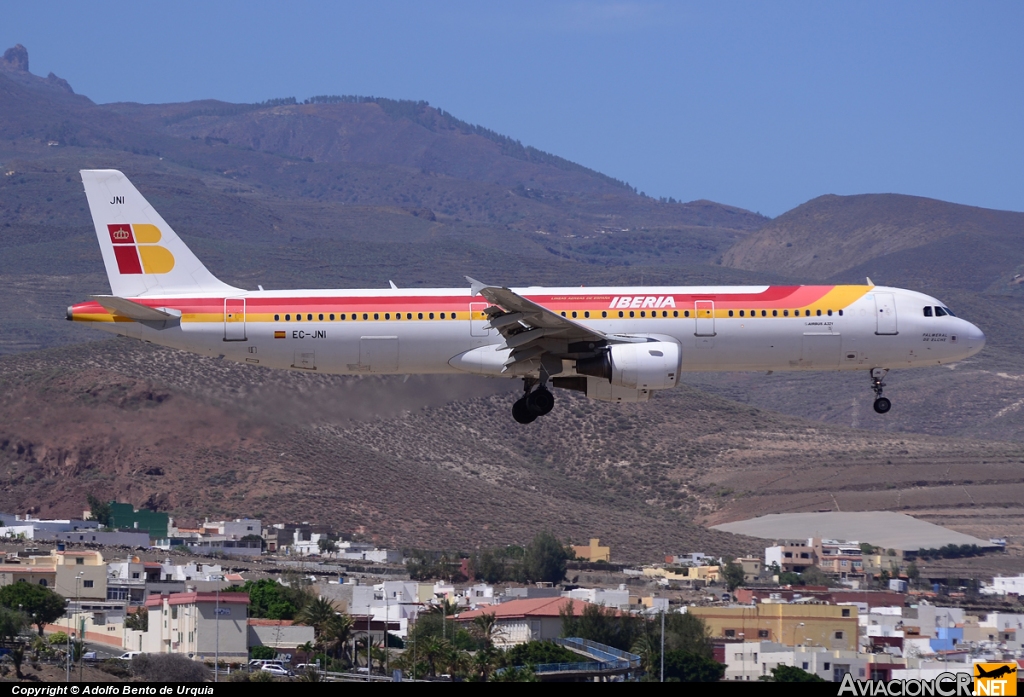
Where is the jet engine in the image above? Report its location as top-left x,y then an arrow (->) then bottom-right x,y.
576,341 -> 681,390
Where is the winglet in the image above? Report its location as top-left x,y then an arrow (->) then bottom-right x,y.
466,276 -> 492,296
866,277 -> 874,286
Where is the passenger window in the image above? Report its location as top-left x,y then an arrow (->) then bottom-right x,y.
827,310 -> 833,316
838,310 -> 844,316
601,311 -> 607,318
783,310 -> 788,317
362,313 -> 368,320
728,310 -> 734,317
629,311 -> 635,318
451,313 -> 456,319
561,312 -> 566,317
934,307 -> 947,317
330,314 -> 335,320
685,311 -> 690,317
673,311 -> 678,317
662,311 -> 668,317
385,313 -> 390,320
341,314 -> 346,320
924,307 -> 933,317
773,310 -> 778,317
618,311 -> 624,317
817,309 -> 822,316
739,310 -> 744,317
761,310 -> 766,317
318,313 -> 324,321
640,311 -> 645,317
373,313 -> 378,320
307,314 -> 312,321
572,311 -> 577,318
274,314 -> 280,321
805,310 -> 811,316
285,314 -> 290,321
440,312 -> 446,319
584,311 -> 590,318
429,313 -> 434,319
407,313 -> 412,319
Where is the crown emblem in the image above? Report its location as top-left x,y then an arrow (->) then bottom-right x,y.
112,229 -> 131,241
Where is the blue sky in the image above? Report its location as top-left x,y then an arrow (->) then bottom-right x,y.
3,1 -> 1022,217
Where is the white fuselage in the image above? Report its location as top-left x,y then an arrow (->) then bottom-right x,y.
71,284 -> 985,378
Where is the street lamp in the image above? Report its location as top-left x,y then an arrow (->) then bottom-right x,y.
76,572 -> 83,682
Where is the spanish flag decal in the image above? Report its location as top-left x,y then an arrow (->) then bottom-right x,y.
274,331 -> 286,339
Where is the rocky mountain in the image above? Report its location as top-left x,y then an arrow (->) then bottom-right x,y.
2,45 -> 1024,549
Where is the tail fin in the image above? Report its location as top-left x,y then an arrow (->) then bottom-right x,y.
80,169 -> 240,297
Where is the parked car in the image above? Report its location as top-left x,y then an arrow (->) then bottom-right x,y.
82,651 -> 98,662
119,652 -> 142,661
260,664 -> 294,677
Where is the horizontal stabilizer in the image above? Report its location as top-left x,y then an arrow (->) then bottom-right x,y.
90,295 -> 180,321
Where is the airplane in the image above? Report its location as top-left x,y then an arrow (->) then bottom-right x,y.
67,170 -> 986,424
975,664 -> 1016,679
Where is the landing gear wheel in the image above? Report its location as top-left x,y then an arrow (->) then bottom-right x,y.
869,368 -> 891,415
512,398 -> 537,424
526,387 -> 555,416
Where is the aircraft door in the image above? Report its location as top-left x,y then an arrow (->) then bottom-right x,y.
874,293 -> 898,335
360,336 -> 399,372
292,351 -> 316,370
800,333 -> 841,369
224,297 -> 246,341
694,301 -> 716,336
470,302 -> 491,337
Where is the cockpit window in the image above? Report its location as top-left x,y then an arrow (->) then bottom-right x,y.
934,306 -> 948,317
943,306 -> 956,317
923,307 -> 933,317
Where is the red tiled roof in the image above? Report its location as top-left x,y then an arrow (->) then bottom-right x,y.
0,565 -> 55,573
145,592 -> 250,608
457,597 -> 598,621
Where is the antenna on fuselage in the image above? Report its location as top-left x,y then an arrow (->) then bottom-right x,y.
389,280 -> 398,289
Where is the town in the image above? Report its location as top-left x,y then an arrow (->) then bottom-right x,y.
0,500 -> 1022,682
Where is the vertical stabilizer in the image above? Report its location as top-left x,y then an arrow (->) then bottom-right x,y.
80,169 -> 240,297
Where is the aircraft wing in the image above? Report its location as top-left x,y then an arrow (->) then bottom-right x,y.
466,277 -> 643,375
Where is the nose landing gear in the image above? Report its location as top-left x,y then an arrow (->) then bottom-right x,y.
512,377 -> 555,424
870,368 -> 891,414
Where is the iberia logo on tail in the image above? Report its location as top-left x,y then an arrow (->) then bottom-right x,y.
107,224 -> 175,274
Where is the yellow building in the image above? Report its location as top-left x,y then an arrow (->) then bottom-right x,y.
645,565 -> 721,583
737,557 -> 762,582
688,603 -> 858,651
26,550 -> 107,601
572,538 -> 611,563
0,564 -> 57,589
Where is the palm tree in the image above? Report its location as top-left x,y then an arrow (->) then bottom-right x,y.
631,631 -> 660,677
473,647 -> 500,682
324,614 -> 354,665
296,596 -> 337,653
471,611 -> 506,649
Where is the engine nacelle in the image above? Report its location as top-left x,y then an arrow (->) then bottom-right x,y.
576,341 -> 680,390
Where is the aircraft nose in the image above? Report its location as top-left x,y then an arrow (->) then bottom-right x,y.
961,321 -> 985,357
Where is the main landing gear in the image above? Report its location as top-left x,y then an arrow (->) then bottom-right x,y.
512,377 -> 555,424
870,368 -> 892,414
